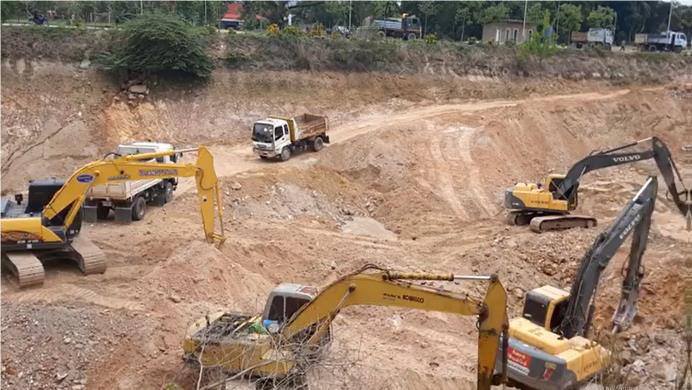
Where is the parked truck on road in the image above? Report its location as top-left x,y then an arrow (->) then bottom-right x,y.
83,142 -> 181,223
570,28 -> 613,49
635,31 -> 687,52
252,114 -> 330,161
372,13 -> 421,40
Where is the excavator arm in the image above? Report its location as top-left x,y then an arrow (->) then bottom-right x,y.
42,146 -> 224,243
557,137 -> 688,215
558,176 -> 657,338
279,265 -> 509,390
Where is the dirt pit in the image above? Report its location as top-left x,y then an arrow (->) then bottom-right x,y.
2,68 -> 691,390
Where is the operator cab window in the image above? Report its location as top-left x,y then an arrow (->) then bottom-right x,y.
274,126 -> 283,140
267,296 -> 310,324
522,292 -> 549,328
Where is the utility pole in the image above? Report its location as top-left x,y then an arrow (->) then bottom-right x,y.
666,0 -> 674,34
204,1 -> 207,25
555,2 -> 560,39
140,0 -> 143,15
348,0 -> 352,30
522,0 -> 528,41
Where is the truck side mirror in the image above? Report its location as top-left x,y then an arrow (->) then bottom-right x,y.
14,193 -> 23,205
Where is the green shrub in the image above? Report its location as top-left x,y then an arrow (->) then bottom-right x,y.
516,32 -> 558,62
99,14 -> 214,79
425,33 -> 438,45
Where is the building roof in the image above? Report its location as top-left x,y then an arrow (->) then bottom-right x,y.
485,19 -> 536,26
223,3 -> 243,21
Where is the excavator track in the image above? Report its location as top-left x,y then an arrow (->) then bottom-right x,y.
68,235 -> 107,275
1,236 -> 106,288
2,252 -> 45,288
529,214 -> 597,233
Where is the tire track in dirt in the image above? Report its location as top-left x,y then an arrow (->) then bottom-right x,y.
427,133 -> 470,220
3,284 -> 143,311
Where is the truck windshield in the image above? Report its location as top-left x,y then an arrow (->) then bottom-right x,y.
252,123 -> 274,143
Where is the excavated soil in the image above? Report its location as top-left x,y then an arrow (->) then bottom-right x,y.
2,61 -> 692,390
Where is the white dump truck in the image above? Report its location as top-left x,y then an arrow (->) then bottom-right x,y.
82,142 -> 181,223
635,31 -> 688,52
570,28 -> 614,49
251,114 -> 330,161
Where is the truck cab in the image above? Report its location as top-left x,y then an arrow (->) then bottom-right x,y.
83,142 -> 180,223
252,118 -> 291,160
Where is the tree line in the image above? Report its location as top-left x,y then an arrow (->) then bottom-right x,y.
2,1 -> 691,44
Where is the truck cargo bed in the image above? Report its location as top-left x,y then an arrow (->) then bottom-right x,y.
293,114 -> 328,139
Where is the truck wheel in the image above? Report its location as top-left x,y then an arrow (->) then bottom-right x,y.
132,196 -> 146,221
96,204 -> 110,220
377,31 -> 386,39
162,181 -> 174,204
312,137 -> 324,152
280,147 -> 291,161
407,32 -> 416,41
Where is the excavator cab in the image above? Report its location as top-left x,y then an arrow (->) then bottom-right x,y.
521,285 -> 570,332
263,284 -> 318,326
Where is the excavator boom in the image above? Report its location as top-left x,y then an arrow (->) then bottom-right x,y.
1,146 -> 224,287
4,146 -> 224,245
559,176 -> 657,337
183,265 -> 509,390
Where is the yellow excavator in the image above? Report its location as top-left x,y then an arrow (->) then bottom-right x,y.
497,177 -> 660,389
505,137 -> 689,232
1,146 -> 225,287
182,264 -> 509,390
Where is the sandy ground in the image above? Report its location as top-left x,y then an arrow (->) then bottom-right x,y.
2,67 -> 692,390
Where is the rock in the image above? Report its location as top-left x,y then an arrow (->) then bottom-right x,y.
128,84 -> 149,94
63,337 -> 72,344
625,376 -> 641,388
637,335 -> 650,352
169,295 -> 182,303
542,263 -> 557,276
631,359 -> 645,373
127,93 -> 137,101
230,182 -> 242,191
330,261 -> 336,270
71,385 -> 84,390
620,349 -> 633,365
56,372 -> 68,382
79,59 -> 90,69
512,287 -> 524,299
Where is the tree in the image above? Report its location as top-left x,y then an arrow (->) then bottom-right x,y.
587,6 -> 616,29
0,0 -> 17,29
557,3 -> 582,41
102,14 -> 214,79
526,3 -> 545,26
455,0 -> 485,41
324,1 -> 349,26
370,1 -> 399,19
479,3 -> 508,25
418,1 -> 438,36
